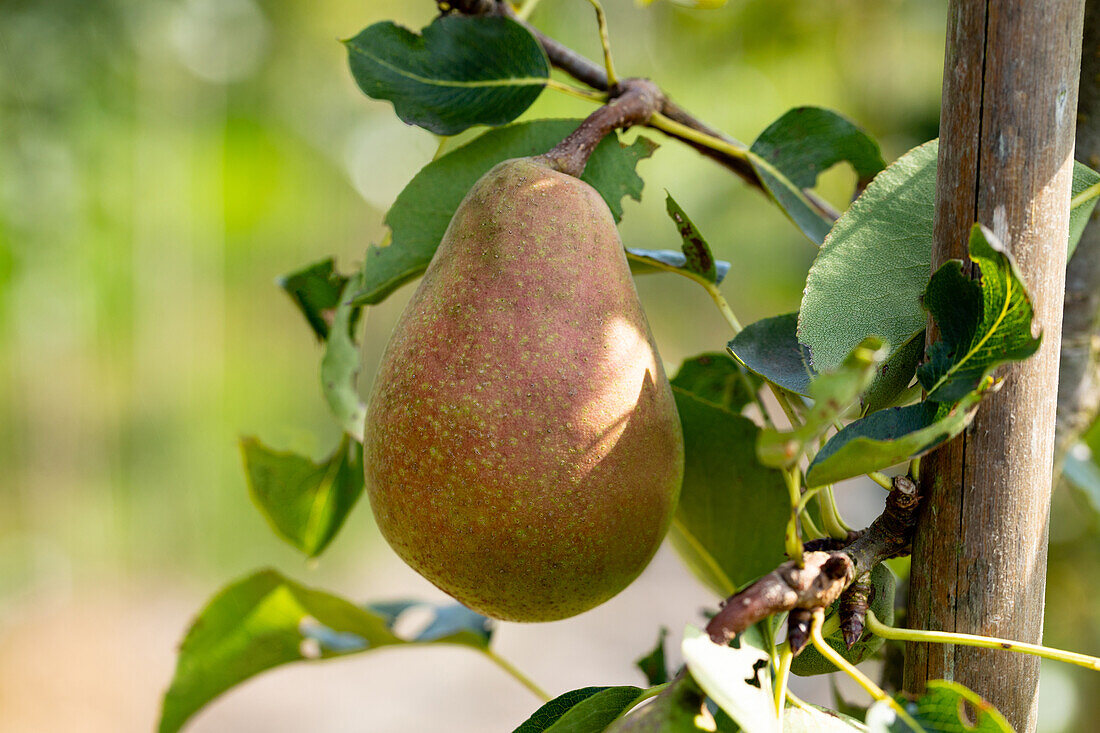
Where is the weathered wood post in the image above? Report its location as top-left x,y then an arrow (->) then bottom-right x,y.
904,2 -> 1085,730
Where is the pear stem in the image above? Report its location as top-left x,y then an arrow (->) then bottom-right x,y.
483,649 -> 552,702
537,77 -> 664,178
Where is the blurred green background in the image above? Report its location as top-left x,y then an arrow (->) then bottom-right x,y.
0,0 -> 1093,731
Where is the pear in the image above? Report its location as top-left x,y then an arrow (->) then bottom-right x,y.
363,157 -> 684,622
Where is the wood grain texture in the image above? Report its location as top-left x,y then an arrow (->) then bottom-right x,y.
905,2 -> 1085,730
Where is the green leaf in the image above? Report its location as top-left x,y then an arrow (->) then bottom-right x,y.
345,15 -> 549,135
664,193 -> 719,282
277,258 -> 350,341
514,686 -> 645,733
791,564 -> 896,676
635,627 -> 670,686
751,107 -> 885,192
605,675 -> 713,732
670,388 -> 789,596
682,625 -> 778,733
727,313 -> 815,397
805,386 -> 989,488
321,274 -> 367,440
1069,162 -> 1100,258
626,248 -> 730,283
241,436 -> 364,557
866,680 -> 1011,732
798,139 -> 1098,376
758,338 -> 886,469
671,353 -> 759,413
861,331 -> 924,414
917,225 -> 1040,402
159,570 -> 492,733
351,120 -> 657,306
747,149 -> 834,245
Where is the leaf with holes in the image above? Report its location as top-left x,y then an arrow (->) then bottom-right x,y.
805,385 -> 989,488
670,387 -> 789,596
682,625 -> 777,733
917,225 -> 1040,402
662,193 -> 719,282
757,338 -> 886,469
866,680 -> 1011,732
351,120 -> 656,306
345,15 -> 549,135
158,571 -> 492,733
626,248 -> 730,283
798,140 -> 1098,377
727,312 -> 815,396
241,436 -> 364,557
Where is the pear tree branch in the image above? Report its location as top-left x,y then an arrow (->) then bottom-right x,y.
705,476 -> 920,645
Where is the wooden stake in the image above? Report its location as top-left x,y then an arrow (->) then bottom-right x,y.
905,2 -> 1085,730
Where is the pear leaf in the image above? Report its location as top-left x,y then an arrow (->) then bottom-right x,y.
865,680 -> 1011,732
241,436 -> 364,557
664,193 -> 719,282
513,687 -> 645,733
798,139 -> 1099,376
345,15 -> 549,135
351,120 -> 656,306
682,625 -> 777,733
277,258 -> 353,341
626,248 -> 730,283
727,312 -> 816,396
321,273 -> 367,440
917,225 -> 1040,402
752,107 -> 885,193
805,385 -> 990,488
670,388 -> 788,596
671,352 -> 759,413
159,571 -> 492,733
635,627 -> 670,686
757,338 -> 886,469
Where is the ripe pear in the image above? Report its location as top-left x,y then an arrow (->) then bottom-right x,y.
363,157 -> 684,622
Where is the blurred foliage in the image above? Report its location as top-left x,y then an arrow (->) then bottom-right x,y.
0,0 -> 1092,728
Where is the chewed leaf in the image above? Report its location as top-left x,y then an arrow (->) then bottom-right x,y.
805,385 -> 990,488
727,312 -> 816,396
752,107 -> 885,192
242,436 -> 364,557
918,224 -> 1041,402
351,120 -> 656,306
345,15 -> 548,135
158,571 -> 492,733
664,193 -> 719,282
682,625 -> 777,733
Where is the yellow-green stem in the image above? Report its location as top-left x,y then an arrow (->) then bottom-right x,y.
784,468 -> 804,562
809,610 -> 925,732
866,610 -> 1100,672
775,643 -> 794,726
1071,180 -> 1100,209
484,649 -> 552,702
582,0 -> 618,88
648,113 -> 751,161
868,471 -> 893,490
609,681 -> 671,723
545,78 -> 608,103
800,510 -> 826,541
515,0 -> 544,21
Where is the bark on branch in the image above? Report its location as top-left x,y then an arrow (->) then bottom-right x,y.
705,477 -> 919,644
